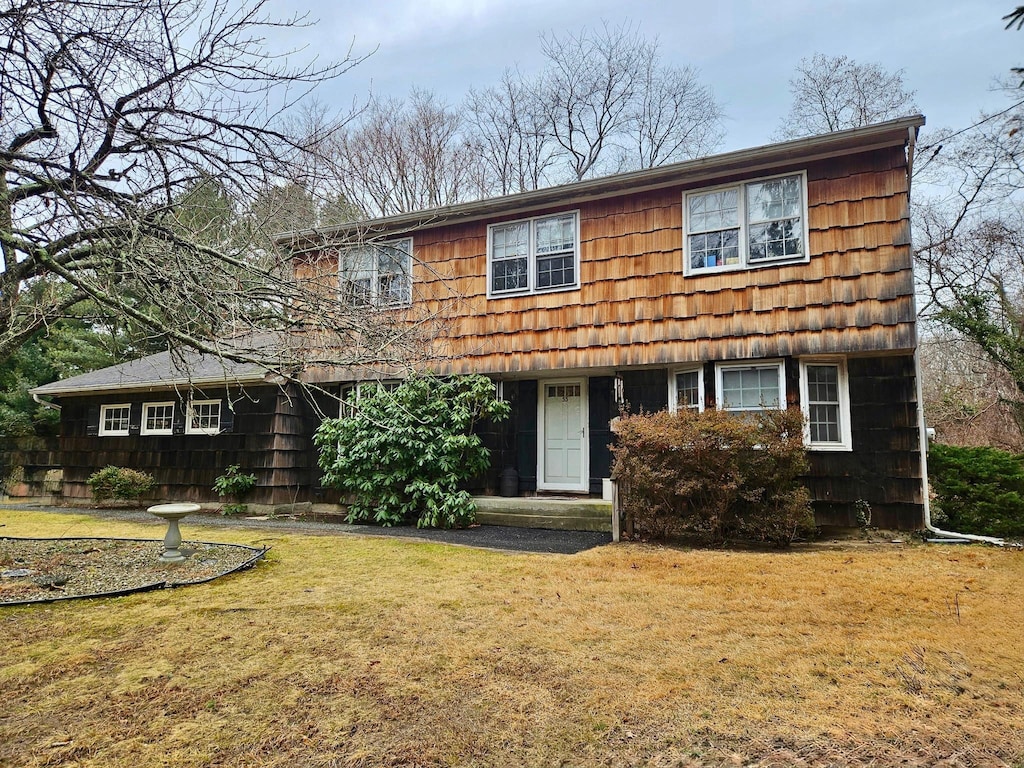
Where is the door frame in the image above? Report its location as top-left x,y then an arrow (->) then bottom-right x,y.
536,377 -> 589,492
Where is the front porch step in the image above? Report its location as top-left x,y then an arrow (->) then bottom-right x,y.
473,496 -> 613,532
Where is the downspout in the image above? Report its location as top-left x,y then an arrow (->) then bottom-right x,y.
905,125 -> 1003,545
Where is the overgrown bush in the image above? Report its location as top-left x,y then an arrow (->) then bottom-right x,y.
314,374 -> 510,529
612,407 -> 814,546
928,443 -> 1024,538
213,464 -> 257,515
86,465 -> 155,503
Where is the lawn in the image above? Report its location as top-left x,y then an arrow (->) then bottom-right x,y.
2,508 -> 1023,767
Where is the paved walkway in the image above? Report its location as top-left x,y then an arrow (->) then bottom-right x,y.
2,503 -> 613,555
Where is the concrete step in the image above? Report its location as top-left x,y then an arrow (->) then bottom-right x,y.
473,496 -> 613,533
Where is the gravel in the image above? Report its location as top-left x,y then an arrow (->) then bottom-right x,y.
0,537 -> 265,605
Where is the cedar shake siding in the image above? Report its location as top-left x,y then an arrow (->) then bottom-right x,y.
58,384 -> 320,506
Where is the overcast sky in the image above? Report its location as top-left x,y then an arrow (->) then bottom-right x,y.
268,0 -> 1018,153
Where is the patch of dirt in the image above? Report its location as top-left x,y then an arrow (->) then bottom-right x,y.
0,537 -> 265,604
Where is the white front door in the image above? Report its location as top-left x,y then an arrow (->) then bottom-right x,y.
538,379 -> 587,492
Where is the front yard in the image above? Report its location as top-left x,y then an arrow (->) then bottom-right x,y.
2,508 -> 1023,767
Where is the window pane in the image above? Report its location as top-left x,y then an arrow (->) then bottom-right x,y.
536,214 -> 575,254
806,365 -> 842,443
492,222 -> 529,260
721,366 -> 780,411
492,257 -> 529,292
676,370 -> 700,410
145,404 -> 173,432
537,254 -> 575,288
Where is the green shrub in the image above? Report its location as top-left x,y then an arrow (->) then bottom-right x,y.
928,443 -> 1024,539
87,465 -> 155,502
213,464 -> 257,515
611,407 -> 814,546
314,374 -> 510,529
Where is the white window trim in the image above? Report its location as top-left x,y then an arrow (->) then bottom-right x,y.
338,237 -> 413,308
536,377 -> 589,493
715,360 -> 787,413
338,380 -> 401,417
487,210 -> 581,298
186,398 -> 221,435
668,365 -> 705,413
141,401 -> 175,436
683,171 -> 810,276
98,403 -> 132,437
799,357 -> 853,452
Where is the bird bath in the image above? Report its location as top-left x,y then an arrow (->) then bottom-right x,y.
148,503 -> 201,562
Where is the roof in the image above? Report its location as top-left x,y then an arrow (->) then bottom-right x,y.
30,348 -> 272,398
278,115 -> 925,246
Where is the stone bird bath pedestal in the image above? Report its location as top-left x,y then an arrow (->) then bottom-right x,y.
148,503 -> 201,562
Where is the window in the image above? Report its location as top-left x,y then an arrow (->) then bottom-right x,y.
685,173 -> 807,274
186,399 -> 221,435
799,359 -> 852,451
142,402 -> 174,435
99,404 -> 131,436
488,212 -> 579,296
338,381 -> 401,417
716,361 -> 786,414
669,367 -> 704,412
339,238 -> 412,307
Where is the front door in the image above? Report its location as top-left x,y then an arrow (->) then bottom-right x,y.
539,380 -> 587,492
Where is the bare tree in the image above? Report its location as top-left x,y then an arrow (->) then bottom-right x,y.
465,70 -> 558,195
0,0 -> 441,375
774,53 -> 919,139
329,90 -> 483,217
536,23 -> 724,182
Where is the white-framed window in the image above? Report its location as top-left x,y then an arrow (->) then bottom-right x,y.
684,172 -> 808,274
715,361 -> 786,415
339,237 -> 412,308
799,358 -> 853,451
186,399 -> 221,435
98,404 -> 131,436
669,366 -> 705,412
338,380 -> 401,417
488,211 -> 579,297
142,402 -> 175,435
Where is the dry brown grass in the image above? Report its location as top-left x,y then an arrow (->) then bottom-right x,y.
2,508 -> 1023,767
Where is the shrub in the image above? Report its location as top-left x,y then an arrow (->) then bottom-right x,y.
87,465 -> 155,502
213,464 -> 257,515
611,407 -> 814,546
928,443 -> 1024,539
314,374 -> 511,529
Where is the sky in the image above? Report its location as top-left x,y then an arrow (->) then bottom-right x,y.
264,0 -> 1020,153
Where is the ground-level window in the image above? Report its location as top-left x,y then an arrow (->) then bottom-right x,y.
99,404 -> 131,436
669,366 -> 704,412
186,399 -> 221,435
715,361 -> 785,414
142,402 -> 175,435
338,381 -> 401,417
799,358 -> 852,451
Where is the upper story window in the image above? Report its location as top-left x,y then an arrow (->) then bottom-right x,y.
186,399 -> 221,435
488,212 -> 579,297
685,173 -> 808,275
99,404 -> 131,436
339,238 -> 412,308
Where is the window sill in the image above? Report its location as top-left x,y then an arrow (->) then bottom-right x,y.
686,254 -> 808,277
487,284 -> 580,300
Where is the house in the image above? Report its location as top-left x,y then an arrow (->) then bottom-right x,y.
31,116 -> 927,529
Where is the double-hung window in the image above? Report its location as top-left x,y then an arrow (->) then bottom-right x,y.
685,173 -> 807,274
715,361 -> 786,415
799,358 -> 852,451
142,402 -> 175,435
669,366 -> 705,412
339,238 -> 412,307
99,404 -> 131,436
186,399 -> 221,435
488,212 -> 579,296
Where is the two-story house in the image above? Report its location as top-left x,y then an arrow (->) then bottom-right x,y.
32,115 -> 927,529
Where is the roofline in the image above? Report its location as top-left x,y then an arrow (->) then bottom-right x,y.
278,115 -> 925,246
29,373 -> 271,399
